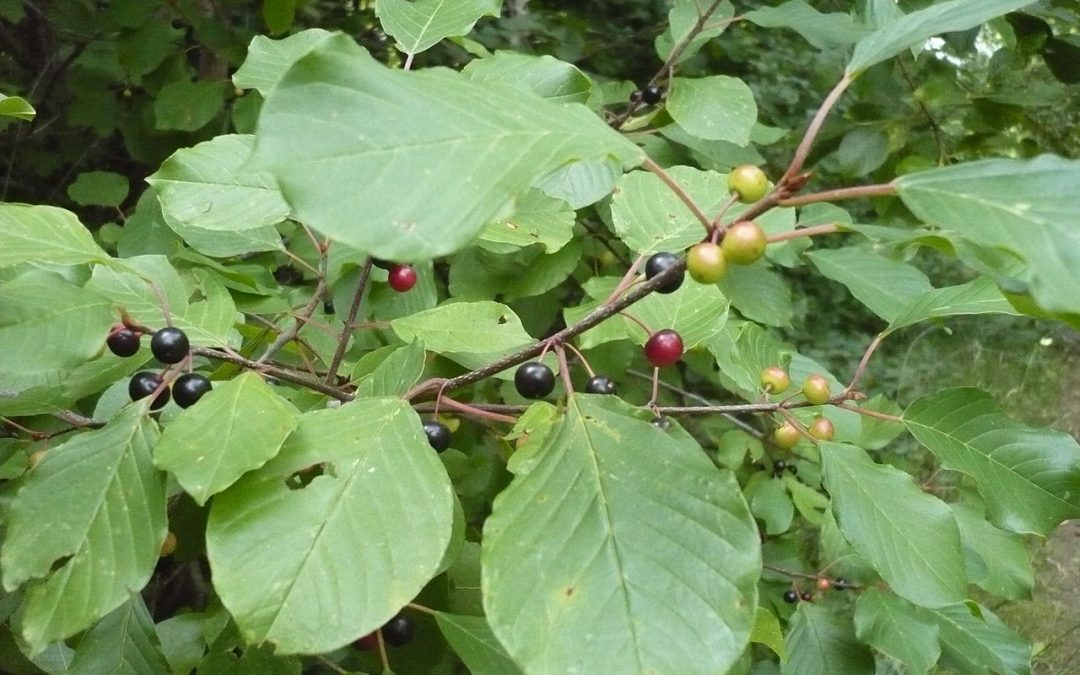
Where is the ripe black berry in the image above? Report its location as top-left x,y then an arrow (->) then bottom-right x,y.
151,327 -> 190,364
323,300 -> 335,315
382,614 -> 414,647
584,375 -> 617,395
772,459 -> 786,475
644,252 -> 684,294
641,84 -> 664,105
834,577 -> 850,590
107,327 -> 140,357
173,373 -> 212,408
514,362 -> 555,399
423,420 -> 451,452
782,590 -> 799,604
129,372 -> 170,410
650,416 -> 671,430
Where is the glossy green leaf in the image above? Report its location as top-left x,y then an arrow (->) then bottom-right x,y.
951,502 -> 1033,600
375,0 -> 500,56
895,155 -> 1080,315
147,135 -> 291,232
67,596 -> 170,675
206,398 -> 454,653
0,271 -> 116,392
904,387 -> 1080,536
750,607 -> 785,661
2,407 -> 166,652
0,204 -> 110,267
154,372 -> 300,505
392,301 -> 532,371
233,30 -> 335,96
478,190 -> 575,253
924,603 -> 1030,675
483,396 -> 760,674
781,604 -> 875,675
667,76 -> 757,144
806,246 -> 931,322
847,0 -> 1037,75
853,589 -> 940,674
67,171 -> 130,208
887,277 -> 1019,332
820,442 -> 966,608
357,339 -> 427,397
745,1 -> 870,49
655,0 -> 735,64
434,613 -> 522,675
463,51 -> 590,104
250,35 -> 640,261
0,93 -> 35,120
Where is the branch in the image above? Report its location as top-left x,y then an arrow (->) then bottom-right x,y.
192,347 -> 350,401
765,223 -> 840,244
780,74 -> 854,185
778,183 -> 896,207
325,258 -> 374,384
257,253 -> 328,364
643,158 -> 713,233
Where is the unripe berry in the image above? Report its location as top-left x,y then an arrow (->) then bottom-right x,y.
387,264 -> 418,293
772,423 -> 801,450
727,165 -> 769,203
760,366 -> 790,394
808,416 -> 835,441
686,242 -> 727,284
721,221 -> 767,265
802,374 -> 831,405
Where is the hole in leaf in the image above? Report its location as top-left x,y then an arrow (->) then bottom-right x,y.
285,463 -> 326,490
50,554 -> 73,572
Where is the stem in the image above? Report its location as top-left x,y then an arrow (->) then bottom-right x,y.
846,332 -> 886,394
437,397 -> 518,424
839,404 -> 902,424
555,345 -> 575,397
778,183 -> 896,207
603,253 -> 647,305
325,258 -> 374,384
192,347 -> 349,400
257,254 -> 329,364
710,193 -> 739,228
563,342 -> 594,377
643,157 -> 713,232
765,223 -> 840,244
780,74 -> 854,184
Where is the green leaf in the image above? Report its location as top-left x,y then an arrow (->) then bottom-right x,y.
262,0 -> 296,35
611,166 -> 731,254
847,0 -> 1037,75
67,171 -> 130,208
249,35 -> 641,261
903,387 -> 1080,536
153,372 -> 300,505
716,263 -> 792,327
434,613 -> 522,675
745,1 -> 870,49
749,476 -> 794,535
951,502 -> 1033,600
478,190 -> 575,253
853,589 -> 941,674
391,301 -> 532,372
483,396 -> 760,674
667,76 -> 757,144
923,603 -> 1030,675
67,596 -> 170,675
0,93 -> 35,120
708,320 -> 789,401
894,155 -> 1080,315
829,127 -> 889,178
452,241 -> 583,302
463,51 -> 590,104
750,607 -> 786,661
154,80 -> 228,132
887,277 -> 1020,332
1,407 -> 166,652
147,135 -> 291,232
357,339 -> 427,397
655,1 -> 735,65
206,398 -> 454,654
0,204 -> 110,267
155,614 -> 205,675
781,604 -> 875,675
806,246 -> 931,322
233,30 -> 335,96
820,442 -> 967,608
535,158 -> 622,210
0,271 -> 116,392
375,0 -> 500,56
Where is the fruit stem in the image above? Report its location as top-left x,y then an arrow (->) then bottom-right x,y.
437,397 -> 517,424
777,183 -> 896,207
838,404 -> 902,424
780,73 -> 854,185
325,257 -> 375,384
618,311 -> 653,338
642,157 -> 714,233
554,346 -> 575,396
191,346 -> 349,400
563,342 -> 595,378
709,192 -> 739,230
765,223 -> 840,244
257,252 -> 329,364
603,253 -> 647,306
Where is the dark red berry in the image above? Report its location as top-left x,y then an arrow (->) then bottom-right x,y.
641,84 -> 663,105
151,327 -> 189,365
107,327 -> 140,357
584,375 -> 617,395
800,592 -> 813,602
173,373 -> 212,408
387,264 -> 418,293
129,372 -> 170,410
644,252 -> 684,294
782,590 -> 799,604
353,632 -> 379,651
382,614 -> 414,647
423,420 -> 451,452
644,329 -> 684,367
514,362 -> 555,399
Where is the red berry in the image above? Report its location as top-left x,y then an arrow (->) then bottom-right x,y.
816,578 -> 832,591
388,264 -> 418,292
353,632 -> 379,651
644,329 -> 684,367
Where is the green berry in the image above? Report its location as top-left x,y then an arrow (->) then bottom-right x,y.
760,366 -> 790,394
686,242 -> 727,284
727,165 -> 769,203
721,221 -> 767,265
802,374 -> 831,405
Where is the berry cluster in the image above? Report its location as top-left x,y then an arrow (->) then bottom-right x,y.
783,577 -> 853,604
107,325 -> 212,410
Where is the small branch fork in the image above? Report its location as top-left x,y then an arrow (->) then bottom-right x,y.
324,258 -> 374,384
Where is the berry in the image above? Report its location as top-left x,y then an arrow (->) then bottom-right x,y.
782,590 -> 799,604
727,165 -> 769,203
160,532 -> 177,557
106,326 -> 141,357
721,221 -> 767,265
644,329 -> 684,367
644,252 -> 684,294
584,375 -> 617,395
650,416 -> 672,430
802,374 -> 831,405
173,373 -> 212,409
151,327 -> 190,365
772,459 -> 786,474
515,362 -> 555,399
760,366 -> 790,394
808,416 -> 835,442
129,371 -> 170,410
800,592 -> 814,602
382,614 -> 415,647
323,300 -> 335,315
834,577 -> 850,590
772,423 -> 801,450
641,84 -> 663,105
423,420 -> 451,452
387,264 -> 418,293
686,242 -> 727,283
353,632 -> 379,651
816,578 -> 832,591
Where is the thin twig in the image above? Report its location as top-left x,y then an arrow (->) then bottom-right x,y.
643,158 -> 713,232
846,332 -> 887,394
437,397 -> 518,424
898,59 -> 946,164
766,223 -> 841,244
780,74 -> 854,185
192,347 -> 350,400
778,183 -> 896,207
257,254 -> 329,364
325,258 -> 374,384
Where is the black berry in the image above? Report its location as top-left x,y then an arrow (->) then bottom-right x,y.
834,577 -> 850,590
423,420 -> 451,452
323,300 -> 335,314
173,373 -> 212,408
641,84 -> 664,105
584,375 -> 617,395
129,372 -> 170,410
382,614 -> 414,647
644,252 -> 684,294
514,362 -> 555,399
151,327 -> 190,364
107,327 -> 140,357
782,589 -> 799,604
773,459 -> 786,475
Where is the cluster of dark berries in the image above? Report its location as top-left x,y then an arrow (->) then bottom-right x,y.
353,613 -> 415,651
783,577 -> 852,604
373,259 -> 418,293
108,325 -> 212,410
